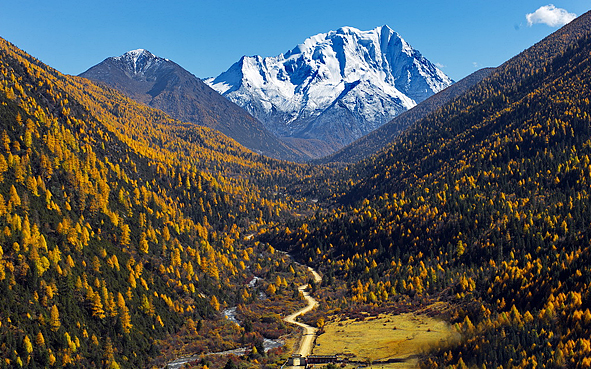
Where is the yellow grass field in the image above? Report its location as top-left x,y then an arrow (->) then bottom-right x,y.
312,311 -> 459,369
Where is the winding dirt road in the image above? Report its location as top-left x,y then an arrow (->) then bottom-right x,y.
284,267 -> 322,357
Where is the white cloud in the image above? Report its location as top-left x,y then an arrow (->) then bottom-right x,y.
526,4 -> 576,27
435,62 -> 446,69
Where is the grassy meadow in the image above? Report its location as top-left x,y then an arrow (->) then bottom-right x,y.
312,311 -> 459,369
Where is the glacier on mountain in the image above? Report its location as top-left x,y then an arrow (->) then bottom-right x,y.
205,25 -> 453,148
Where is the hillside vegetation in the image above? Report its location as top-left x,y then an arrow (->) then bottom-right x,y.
0,36 -> 324,368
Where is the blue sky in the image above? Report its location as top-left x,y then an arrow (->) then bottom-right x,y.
0,1 -> 588,81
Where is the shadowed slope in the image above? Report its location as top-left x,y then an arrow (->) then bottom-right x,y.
322,68 -> 495,164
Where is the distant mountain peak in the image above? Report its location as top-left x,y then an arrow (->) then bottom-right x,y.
206,25 -> 453,151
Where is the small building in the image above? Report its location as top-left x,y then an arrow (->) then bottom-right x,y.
306,355 -> 338,364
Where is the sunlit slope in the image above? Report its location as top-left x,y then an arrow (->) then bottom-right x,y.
0,36 -> 321,368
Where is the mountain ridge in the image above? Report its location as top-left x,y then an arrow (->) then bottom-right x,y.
321,67 -> 495,164
206,25 -> 453,154
80,49 -> 305,161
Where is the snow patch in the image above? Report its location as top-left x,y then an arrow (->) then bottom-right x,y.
113,49 -> 167,75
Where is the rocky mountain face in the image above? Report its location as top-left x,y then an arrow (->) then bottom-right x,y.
80,49 -> 303,161
322,67 -> 495,164
206,25 -> 453,152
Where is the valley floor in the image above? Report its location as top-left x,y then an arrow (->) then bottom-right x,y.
313,309 -> 459,369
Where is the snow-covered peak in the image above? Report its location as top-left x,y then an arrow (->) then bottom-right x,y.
113,49 -> 168,75
124,48 -> 151,57
206,25 -> 453,148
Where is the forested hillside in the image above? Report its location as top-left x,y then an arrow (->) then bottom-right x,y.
0,36 -> 324,368
269,11 -> 591,369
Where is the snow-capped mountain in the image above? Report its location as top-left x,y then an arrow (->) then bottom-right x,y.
113,49 -> 169,76
80,49 -> 303,161
206,25 -> 453,149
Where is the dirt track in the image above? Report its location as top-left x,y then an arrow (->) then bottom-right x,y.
284,267 -> 322,357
